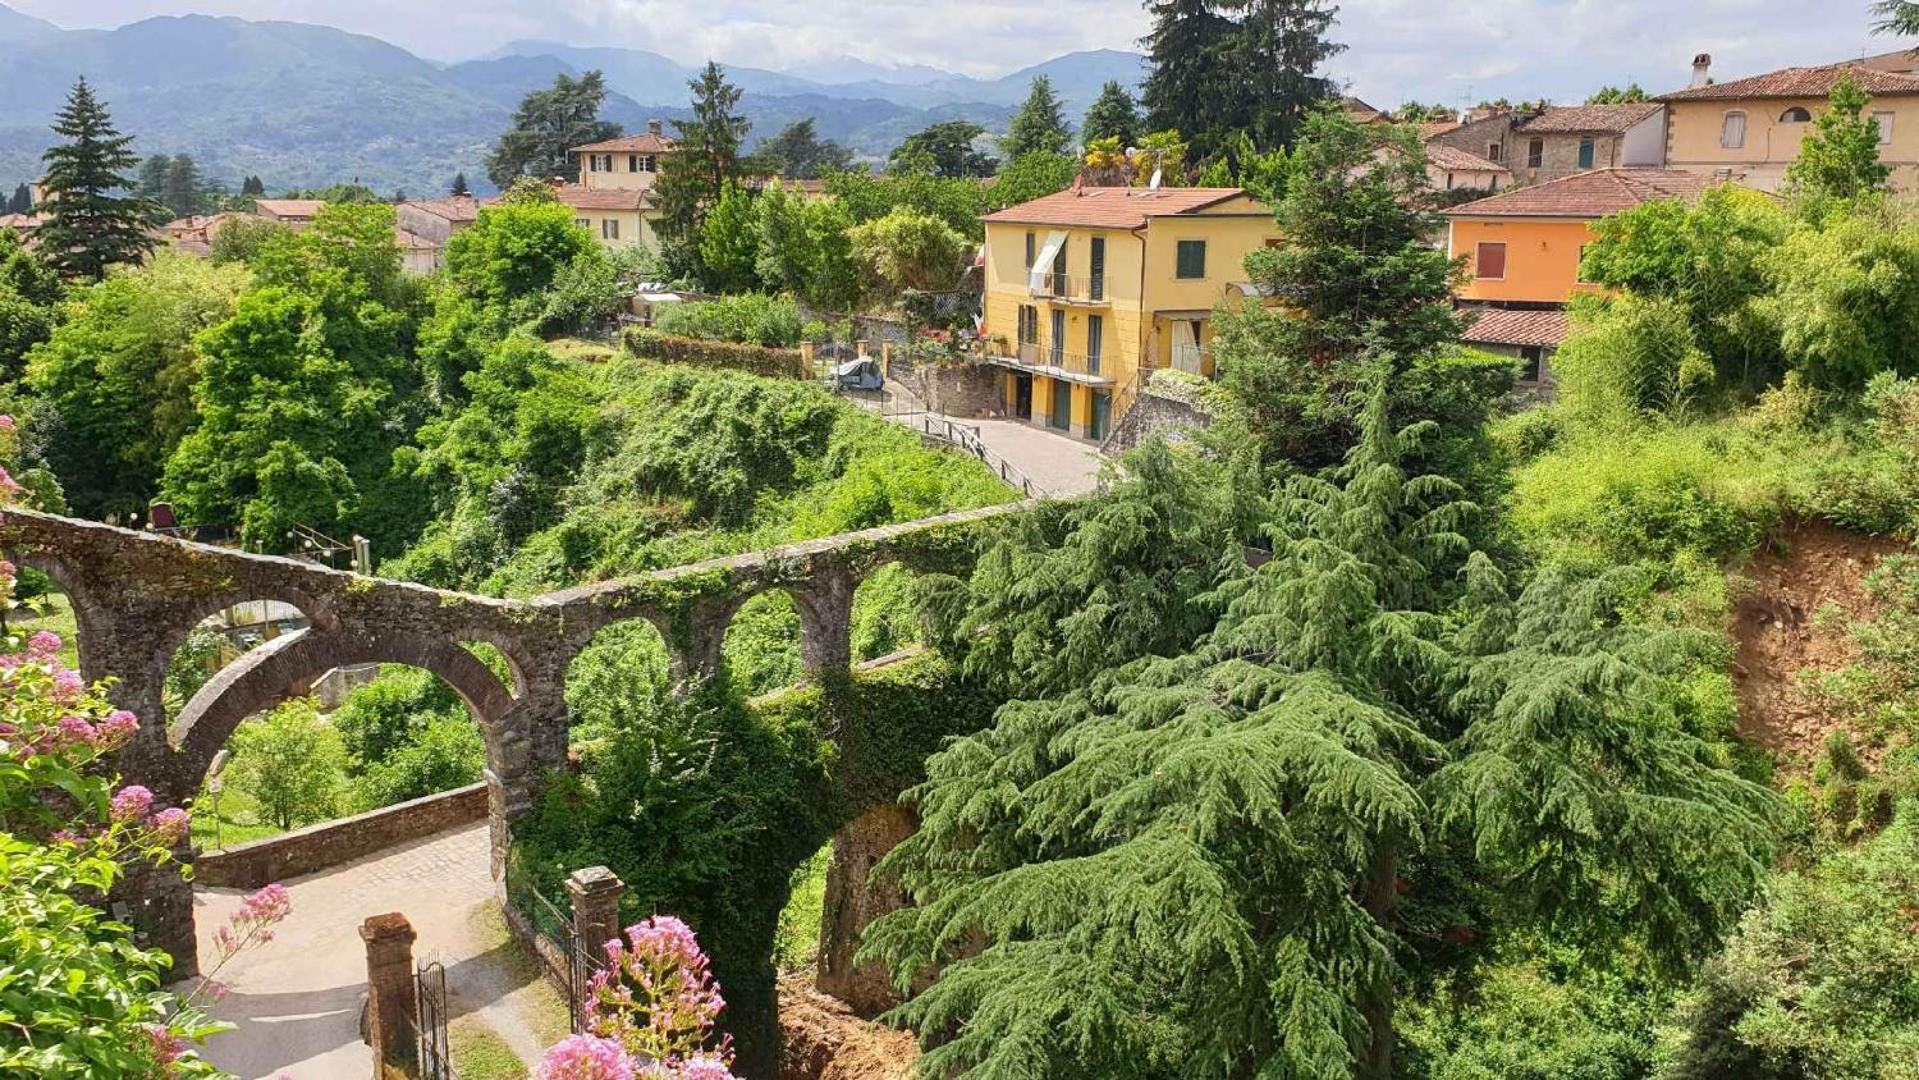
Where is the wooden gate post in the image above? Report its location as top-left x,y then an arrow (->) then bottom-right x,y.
360,912 -> 420,1078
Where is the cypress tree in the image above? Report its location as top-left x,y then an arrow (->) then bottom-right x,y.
6,184 -> 30,215
241,175 -> 266,197
450,171 -> 471,197
164,153 -> 202,218
1081,80 -> 1142,147
1002,75 -> 1073,158
36,78 -> 154,280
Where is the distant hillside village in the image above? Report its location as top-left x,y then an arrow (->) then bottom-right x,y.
5,43 -> 1918,443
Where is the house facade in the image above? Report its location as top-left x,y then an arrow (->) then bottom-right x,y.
1443,168 -> 1714,391
977,186 -> 1277,441
566,120 -> 677,250
1657,55 -> 1919,191
1429,104 -> 1666,186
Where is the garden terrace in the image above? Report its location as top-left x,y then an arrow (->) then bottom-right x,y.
0,501 -> 1032,977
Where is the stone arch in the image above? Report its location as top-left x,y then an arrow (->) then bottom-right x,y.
558,615 -> 673,735
848,559 -> 938,667
157,589 -> 328,733
9,551 -> 110,679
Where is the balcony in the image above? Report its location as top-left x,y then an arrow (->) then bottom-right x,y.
984,341 -> 1115,383
1170,343 -> 1212,375
1029,272 -> 1109,305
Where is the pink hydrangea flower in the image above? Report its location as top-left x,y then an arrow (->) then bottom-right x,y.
0,560 -> 15,585
0,415 -> 15,433
536,1034 -> 635,1080
97,709 -> 139,745
110,784 -> 154,822
57,715 -> 97,748
26,630 -> 60,657
51,668 -> 84,701
677,1055 -> 737,1080
151,806 -> 191,845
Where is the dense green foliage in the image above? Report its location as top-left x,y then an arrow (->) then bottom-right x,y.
887,120 -> 997,179
1081,80 -> 1143,147
1142,0 -> 1342,159
485,71 -> 621,190
653,293 -> 806,347
1002,76 -> 1074,159
34,78 -> 154,280
655,62 -> 751,270
758,119 -> 855,180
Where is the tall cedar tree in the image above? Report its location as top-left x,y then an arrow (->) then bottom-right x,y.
164,154 -> 203,218
1142,0 -> 1238,155
888,120 -> 997,178
450,172 -> 471,197
1221,0 -> 1344,150
36,78 -> 153,280
136,154 -> 171,207
6,184 -> 31,214
759,118 -> 854,179
485,71 -> 621,189
1081,80 -> 1143,147
654,62 -> 750,251
1783,71 -> 1892,204
240,175 -> 265,197
1002,76 -> 1074,158
865,392 -> 1779,1078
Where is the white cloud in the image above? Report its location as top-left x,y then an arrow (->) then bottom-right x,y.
12,0 -> 1911,97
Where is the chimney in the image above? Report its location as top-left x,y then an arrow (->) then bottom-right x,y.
1691,53 -> 1712,89
648,118 -> 663,136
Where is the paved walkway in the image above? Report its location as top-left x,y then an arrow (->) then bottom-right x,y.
187,822 -> 565,1078
850,386 -> 1105,497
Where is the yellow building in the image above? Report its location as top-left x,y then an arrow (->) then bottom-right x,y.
1657,55 -> 1919,191
566,120 -> 677,250
978,186 -> 1276,441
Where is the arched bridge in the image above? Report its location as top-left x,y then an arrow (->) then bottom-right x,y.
0,503 -> 1029,974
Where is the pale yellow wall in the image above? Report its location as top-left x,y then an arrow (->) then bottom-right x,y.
1665,95 -> 1919,190
577,152 -> 666,192
567,208 -> 660,251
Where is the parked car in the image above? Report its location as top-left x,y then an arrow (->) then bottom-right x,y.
834,358 -> 884,392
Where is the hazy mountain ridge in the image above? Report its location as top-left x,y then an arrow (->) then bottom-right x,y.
0,4 -> 1142,196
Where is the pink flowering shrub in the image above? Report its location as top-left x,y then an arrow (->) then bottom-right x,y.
536,915 -> 738,1080
0,415 -> 288,1076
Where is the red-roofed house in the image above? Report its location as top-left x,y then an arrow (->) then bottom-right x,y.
1428,104 -> 1667,186
1658,52 -> 1919,190
978,186 -> 1276,440
568,118 -> 678,250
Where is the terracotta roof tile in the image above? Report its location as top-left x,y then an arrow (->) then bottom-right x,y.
571,132 -> 677,154
1659,63 -> 1919,101
980,186 -> 1261,229
1461,307 -> 1569,348
254,199 -> 324,219
401,196 -> 481,222
1425,144 -> 1509,173
1513,103 -> 1663,133
1442,168 -> 1713,218
553,184 -> 651,211
1419,120 -> 1463,138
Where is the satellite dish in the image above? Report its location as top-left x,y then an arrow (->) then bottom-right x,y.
1148,168 -> 1163,190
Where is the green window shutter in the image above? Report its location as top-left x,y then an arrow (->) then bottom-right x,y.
1176,240 -> 1207,279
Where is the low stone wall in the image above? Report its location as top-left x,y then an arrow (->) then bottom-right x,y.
194,782 -> 488,888
1101,385 -> 1214,454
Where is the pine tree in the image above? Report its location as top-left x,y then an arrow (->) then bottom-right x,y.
1784,71 -> 1892,204
136,154 -> 171,205
8,184 -> 33,215
35,78 -> 154,280
1141,0 -> 1237,155
164,154 -> 202,218
1220,0 -> 1344,149
450,171 -> 471,197
1002,75 -> 1073,158
241,175 -> 266,197
654,62 -> 750,255
485,70 -> 621,189
864,387 -> 1781,1079
1081,80 -> 1142,147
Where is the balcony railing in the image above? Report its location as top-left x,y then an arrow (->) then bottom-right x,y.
1029,273 -> 1108,303
1005,342 -> 1112,380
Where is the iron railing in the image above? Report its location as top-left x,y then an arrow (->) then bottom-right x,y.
1029,272 -> 1107,303
1006,343 -> 1113,381
416,960 -> 452,1080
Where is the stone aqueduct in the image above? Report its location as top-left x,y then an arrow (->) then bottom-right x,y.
0,502 -> 1030,977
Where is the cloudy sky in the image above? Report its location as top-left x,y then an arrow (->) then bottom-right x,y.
12,0 -> 1912,105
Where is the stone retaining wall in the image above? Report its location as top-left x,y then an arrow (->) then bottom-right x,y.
194,782 -> 488,888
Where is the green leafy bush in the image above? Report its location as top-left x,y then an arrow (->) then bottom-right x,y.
227,699 -> 350,830
622,327 -> 807,379
654,293 -> 805,347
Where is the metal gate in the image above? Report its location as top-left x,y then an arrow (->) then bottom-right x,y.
416,959 -> 452,1080
569,931 -> 607,1034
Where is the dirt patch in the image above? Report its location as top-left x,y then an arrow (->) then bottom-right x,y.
1730,520 -> 1906,764
778,975 -> 919,1080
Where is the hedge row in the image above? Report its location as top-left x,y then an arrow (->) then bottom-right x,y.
623,327 -> 810,380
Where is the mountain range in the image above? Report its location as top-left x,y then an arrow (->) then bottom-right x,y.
0,4 -> 1145,198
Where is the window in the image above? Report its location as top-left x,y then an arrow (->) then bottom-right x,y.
1875,111 -> 1896,145
1025,231 -> 1035,270
602,218 -> 620,241
1527,137 -> 1544,168
1175,239 -> 1207,279
1486,141 -> 1502,163
1087,314 -> 1103,375
1474,241 -> 1507,280
576,217 -> 590,229
1577,138 -> 1595,169
1051,238 -> 1068,295
1017,304 -> 1039,345
640,155 -> 656,172
1089,237 -> 1105,300
1721,110 -> 1747,149
587,155 -> 599,172
1779,106 -> 1812,123
1050,309 -> 1066,366
629,154 -> 640,171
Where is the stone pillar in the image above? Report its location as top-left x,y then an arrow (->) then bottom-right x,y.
816,802 -> 919,1016
792,567 -> 855,679
360,913 -> 419,1078
668,598 -> 739,688
112,851 -> 200,981
567,866 -> 626,970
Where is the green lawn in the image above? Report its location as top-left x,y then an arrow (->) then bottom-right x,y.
7,589 -> 80,669
190,780 -> 289,850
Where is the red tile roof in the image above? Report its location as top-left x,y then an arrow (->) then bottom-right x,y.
1461,307 -> 1569,348
1443,168 -> 1713,218
1419,120 -> 1463,139
553,184 -> 651,211
980,186 -> 1260,229
571,132 -> 677,154
254,199 -> 324,220
401,196 -> 481,222
392,227 -> 439,251
1659,63 -> 1919,101
1425,144 -> 1509,173
1513,103 -> 1663,133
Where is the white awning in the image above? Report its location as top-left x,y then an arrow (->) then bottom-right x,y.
1027,230 -> 1067,291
